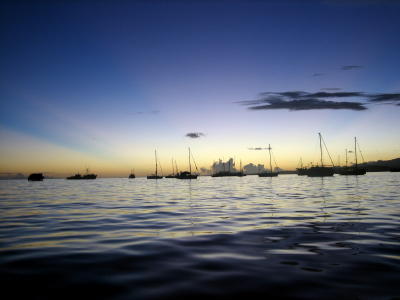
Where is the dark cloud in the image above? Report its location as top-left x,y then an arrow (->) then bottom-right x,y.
307,92 -> 363,98
238,90 -> 400,112
341,65 -> 363,70
247,98 -> 367,111
368,93 -> 400,102
186,132 -> 205,138
238,91 -> 367,111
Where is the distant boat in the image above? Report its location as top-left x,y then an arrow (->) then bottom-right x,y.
28,173 -> 44,181
165,159 -> 177,178
307,133 -> 334,177
296,157 -> 307,176
67,169 -> 97,180
128,169 -> 135,179
147,150 -> 163,179
176,148 -> 198,179
259,144 -> 278,177
237,160 -> 246,177
338,137 -> 366,176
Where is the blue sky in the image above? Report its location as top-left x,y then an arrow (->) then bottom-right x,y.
1,0 -> 399,175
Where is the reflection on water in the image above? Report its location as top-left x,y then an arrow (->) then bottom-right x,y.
0,173 -> 399,299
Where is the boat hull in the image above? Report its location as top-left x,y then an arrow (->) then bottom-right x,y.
147,175 -> 163,179
28,173 -> 44,181
258,172 -> 278,177
212,171 -> 246,177
297,168 -> 308,176
176,175 -> 198,179
176,171 -> 197,179
67,174 -> 97,180
338,168 -> 366,176
307,167 -> 334,177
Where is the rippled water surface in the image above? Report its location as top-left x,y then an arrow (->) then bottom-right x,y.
1,173 -> 399,299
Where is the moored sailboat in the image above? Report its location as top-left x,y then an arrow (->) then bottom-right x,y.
128,169 -> 135,179
176,148 -> 198,179
165,159 -> 177,178
147,150 -> 163,179
338,137 -> 366,176
259,144 -> 278,177
67,168 -> 97,180
296,157 -> 307,176
306,133 -> 334,177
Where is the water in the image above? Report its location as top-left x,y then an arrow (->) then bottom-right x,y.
0,173 -> 399,299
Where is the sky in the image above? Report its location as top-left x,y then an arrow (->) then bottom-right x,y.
1,0 -> 399,177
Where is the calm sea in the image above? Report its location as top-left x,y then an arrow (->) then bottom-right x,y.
0,173 -> 399,299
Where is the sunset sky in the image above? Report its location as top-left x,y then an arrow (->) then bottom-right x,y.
1,0 -> 399,177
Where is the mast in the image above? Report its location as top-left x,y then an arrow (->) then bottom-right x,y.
189,147 -> 192,174
240,160 -> 242,172
319,133 -> 323,167
345,149 -> 348,167
354,137 -> 358,168
171,159 -> 174,175
155,150 -> 158,176
268,144 -> 273,173
175,159 -> 179,175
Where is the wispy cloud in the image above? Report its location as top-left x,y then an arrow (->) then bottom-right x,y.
312,73 -> 324,77
238,91 -> 366,111
186,132 -> 205,138
307,92 -> 363,98
246,98 -> 367,111
238,90 -> 400,112
368,93 -> 400,103
248,147 -> 267,150
135,110 -> 160,115
341,65 -> 363,70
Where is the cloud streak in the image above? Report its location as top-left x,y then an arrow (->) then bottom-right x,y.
368,93 -> 400,103
238,91 -> 367,111
238,90 -> 400,112
247,98 -> 367,111
341,65 -> 363,70
186,132 -> 205,138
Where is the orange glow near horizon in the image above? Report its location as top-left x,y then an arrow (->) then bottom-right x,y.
1,127 -> 398,177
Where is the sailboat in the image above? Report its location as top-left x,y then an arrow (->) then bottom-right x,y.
165,159 -> 177,178
237,160 -> 246,177
147,150 -> 163,179
339,137 -> 366,176
296,157 -> 307,176
128,169 -> 135,179
259,144 -> 278,177
176,148 -> 198,179
67,168 -> 97,180
306,133 -> 334,177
